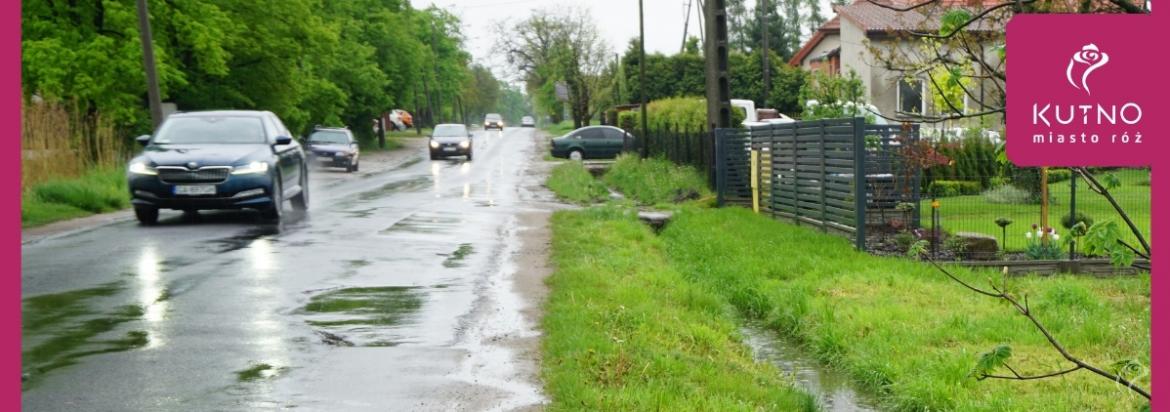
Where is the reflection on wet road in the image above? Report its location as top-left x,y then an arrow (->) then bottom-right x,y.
21,128 -> 549,411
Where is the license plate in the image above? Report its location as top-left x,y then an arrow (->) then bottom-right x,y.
443,147 -> 456,152
174,185 -> 216,196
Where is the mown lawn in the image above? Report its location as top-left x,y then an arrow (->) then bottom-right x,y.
545,207 -> 817,411
923,169 -> 1150,251
662,207 -> 1150,411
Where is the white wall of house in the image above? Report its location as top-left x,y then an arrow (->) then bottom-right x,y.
799,33 -> 841,71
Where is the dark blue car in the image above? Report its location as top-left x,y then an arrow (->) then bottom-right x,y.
127,110 -> 309,225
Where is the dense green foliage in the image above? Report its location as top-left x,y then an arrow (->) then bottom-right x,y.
617,97 -> 747,133
661,207 -> 1149,411
928,180 -> 982,198
545,207 -> 817,411
619,44 -> 805,117
22,168 -> 128,227
924,135 -> 1002,189
603,155 -> 710,206
21,0 -> 495,144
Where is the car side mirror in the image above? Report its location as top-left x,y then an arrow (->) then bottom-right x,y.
136,135 -> 151,147
274,135 -> 293,145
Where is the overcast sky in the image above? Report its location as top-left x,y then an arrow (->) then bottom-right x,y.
421,0 -> 834,86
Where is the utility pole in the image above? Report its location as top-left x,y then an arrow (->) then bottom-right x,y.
696,0 -> 706,46
639,0 -> 649,158
135,0 -> 164,130
703,0 -> 731,131
681,0 -> 693,53
760,0 -> 771,107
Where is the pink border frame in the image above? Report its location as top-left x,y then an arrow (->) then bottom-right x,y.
7,0 -> 21,409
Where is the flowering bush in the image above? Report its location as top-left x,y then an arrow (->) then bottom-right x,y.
1023,224 -> 1065,260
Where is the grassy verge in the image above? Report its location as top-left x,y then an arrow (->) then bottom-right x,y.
22,168 -> 129,228
924,169 -> 1150,250
546,162 -> 608,204
545,207 -> 816,411
660,207 -> 1150,411
604,154 -> 711,206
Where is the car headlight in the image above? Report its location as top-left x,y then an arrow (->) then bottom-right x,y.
128,162 -> 157,175
231,161 -> 270,175
459,139 -> 471,148
430,140 -> 440,149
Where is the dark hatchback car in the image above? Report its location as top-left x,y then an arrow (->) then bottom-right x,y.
127,110 -> 309,225
549,125 -> 634,160
428,123 -> 474,160
307,126 -> 360,172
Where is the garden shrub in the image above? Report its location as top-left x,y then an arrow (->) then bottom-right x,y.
1061,211 -> 1094,230
619,97 -> 745,134
982,185 -> 1035,204
1047,169 -> 1073,183
928,180 -> 981,197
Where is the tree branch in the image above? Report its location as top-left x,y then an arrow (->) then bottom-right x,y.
1072,167 -> 1151,256
923,261 -> 1152,400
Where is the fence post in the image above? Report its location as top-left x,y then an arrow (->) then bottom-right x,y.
911,125 -> 922,229
820,121 -> 828,232
791,123 -> 800,226
853,117 -> 867,251
714,129 -> 725,206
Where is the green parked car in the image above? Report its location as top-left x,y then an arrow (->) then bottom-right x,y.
549,126 -> 635,160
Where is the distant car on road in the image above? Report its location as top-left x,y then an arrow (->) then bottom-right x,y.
549,125 -> 634,161
429,123 -> 474,161
307,126 -> 360,172
127,110 -> 309,225
521,116 -> 535,127
483,113 -> 505,130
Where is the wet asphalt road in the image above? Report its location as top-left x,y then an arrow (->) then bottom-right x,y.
22,127 -> 555,411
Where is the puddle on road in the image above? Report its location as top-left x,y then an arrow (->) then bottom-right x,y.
206,226 -> 281,253
357,176 -> 431,201
379,212 -> 463,235
440,244 -> 475,268
21,281 -> 150,389
740,321 -> 879,412
300,287 -> 424,347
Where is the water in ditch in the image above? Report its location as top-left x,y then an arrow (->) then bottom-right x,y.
740,321 -> 880,412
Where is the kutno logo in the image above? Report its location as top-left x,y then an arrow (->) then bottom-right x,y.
1066,44 -> 1108,95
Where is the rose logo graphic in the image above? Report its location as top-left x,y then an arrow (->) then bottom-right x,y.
1066,43 -> 1109,95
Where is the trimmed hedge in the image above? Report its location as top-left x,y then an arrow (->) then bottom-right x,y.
928,180 -> 981,197
617,97 -> 746,134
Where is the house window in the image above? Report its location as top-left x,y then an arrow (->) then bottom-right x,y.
898,78 -> 925,115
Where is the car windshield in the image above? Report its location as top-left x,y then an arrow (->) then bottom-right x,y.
153,116 -> 266,144
433,125 -> 468,137
309,130 -> 349,144
485,114 -> 501,121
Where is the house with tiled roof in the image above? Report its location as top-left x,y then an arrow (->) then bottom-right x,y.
790,0 -> 1006,123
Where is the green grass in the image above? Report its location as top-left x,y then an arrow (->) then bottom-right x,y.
604,154 -> 711,206
545,206 -> 817,411
22,168 -> 129,228
547,162 -> 609,204
660,207 -> 1150,411
925,169 -> 1150,251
